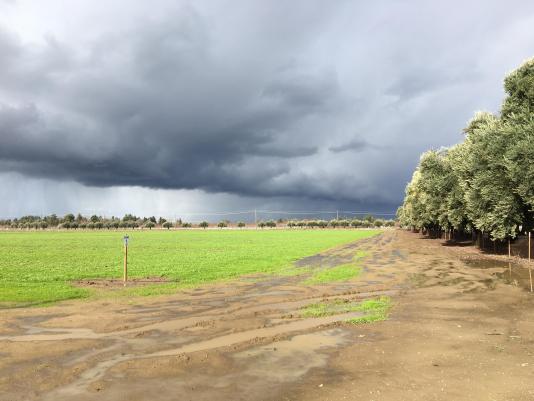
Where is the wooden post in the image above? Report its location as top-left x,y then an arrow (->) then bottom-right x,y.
508,238 -> 511,259
123,235 -> 129,286
124,242 -> 128,285
529,232 -> 532,293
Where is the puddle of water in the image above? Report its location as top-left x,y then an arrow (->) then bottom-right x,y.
494,268 -> 533,290
462,258 -> 517,269
45,329 -> 353,401
42,353 -> 133,400
232,328 -> 349,382
40,314 -> 363,399
391,250 -> 406,260
0,315 -> 210,342
463,259 -> 533,291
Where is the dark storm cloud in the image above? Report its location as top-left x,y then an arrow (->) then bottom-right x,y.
0,4 -> 346,201
1,0 -> 534,212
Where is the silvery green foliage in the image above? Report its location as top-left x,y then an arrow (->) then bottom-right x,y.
502,58 -> 534,121
461,113 -> 522,240
399,57 -> 534,240
502,59 -> 534,213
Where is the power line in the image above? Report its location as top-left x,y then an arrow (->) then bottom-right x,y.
255,210 -> 396,216
1,209 -> 397,220
174,210 -> 254,216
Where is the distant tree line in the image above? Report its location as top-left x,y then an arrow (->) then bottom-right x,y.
0,214 -> 394,230
0,214 -> 177,230
285,218 -> 394,229
397,58 -> 534,242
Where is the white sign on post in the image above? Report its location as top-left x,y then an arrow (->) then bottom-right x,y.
123,235 -> 129,246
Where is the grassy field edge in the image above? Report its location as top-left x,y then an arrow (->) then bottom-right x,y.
0,229 -> 381,307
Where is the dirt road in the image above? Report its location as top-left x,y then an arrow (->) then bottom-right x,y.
1,231 -> 533,401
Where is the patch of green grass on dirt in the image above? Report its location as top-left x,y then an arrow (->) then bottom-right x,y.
301,299 -> 361,318
302,250 -> 368,285
300,296 -> 391,321
0,229 -> 381,306
346,296 -> 392,324
303,263 -> 361,285
353,250 -> 367,261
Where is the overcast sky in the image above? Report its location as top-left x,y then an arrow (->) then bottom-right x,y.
1,0 -> 533,220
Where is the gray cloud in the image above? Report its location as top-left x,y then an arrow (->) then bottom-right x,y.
1,0 -> 534,216
329,139 -> 376,153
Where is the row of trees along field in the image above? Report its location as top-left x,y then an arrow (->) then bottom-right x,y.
397,58 -> 534,244
0,214 -> 395,230
0,214 -> 173,230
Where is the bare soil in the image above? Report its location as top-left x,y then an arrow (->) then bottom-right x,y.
73,277 -> 170,289
1,230 -> 534,401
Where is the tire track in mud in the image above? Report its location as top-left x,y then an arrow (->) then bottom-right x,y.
0,289 -> 396,343
42,312 -> 369,400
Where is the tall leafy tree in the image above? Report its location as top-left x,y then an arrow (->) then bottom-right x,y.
399,57 -> 534,240
460,112 -> 522,240
502,59 -> 534,229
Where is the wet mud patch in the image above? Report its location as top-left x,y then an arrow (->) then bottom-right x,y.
0,313 -> 68,336
462,258 -> 533,291
55,330 -> 352,401
293,237 -> 378,268
148,311 -> 366,358
462,258 -> 518,270
294,253 -> 355,268
232,328 -> 350,382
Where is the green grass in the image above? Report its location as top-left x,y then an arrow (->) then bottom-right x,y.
302,250 -> 367,285
0,229 -> 380,306
301,296 -> 391,324
300,296 -> 392,323
346,296 -> 392,324
301,299 -> 362,318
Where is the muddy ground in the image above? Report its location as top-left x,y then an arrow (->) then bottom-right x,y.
1,230 -> 534,401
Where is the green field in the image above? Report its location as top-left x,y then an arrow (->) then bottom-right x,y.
0,229 -> 380,307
